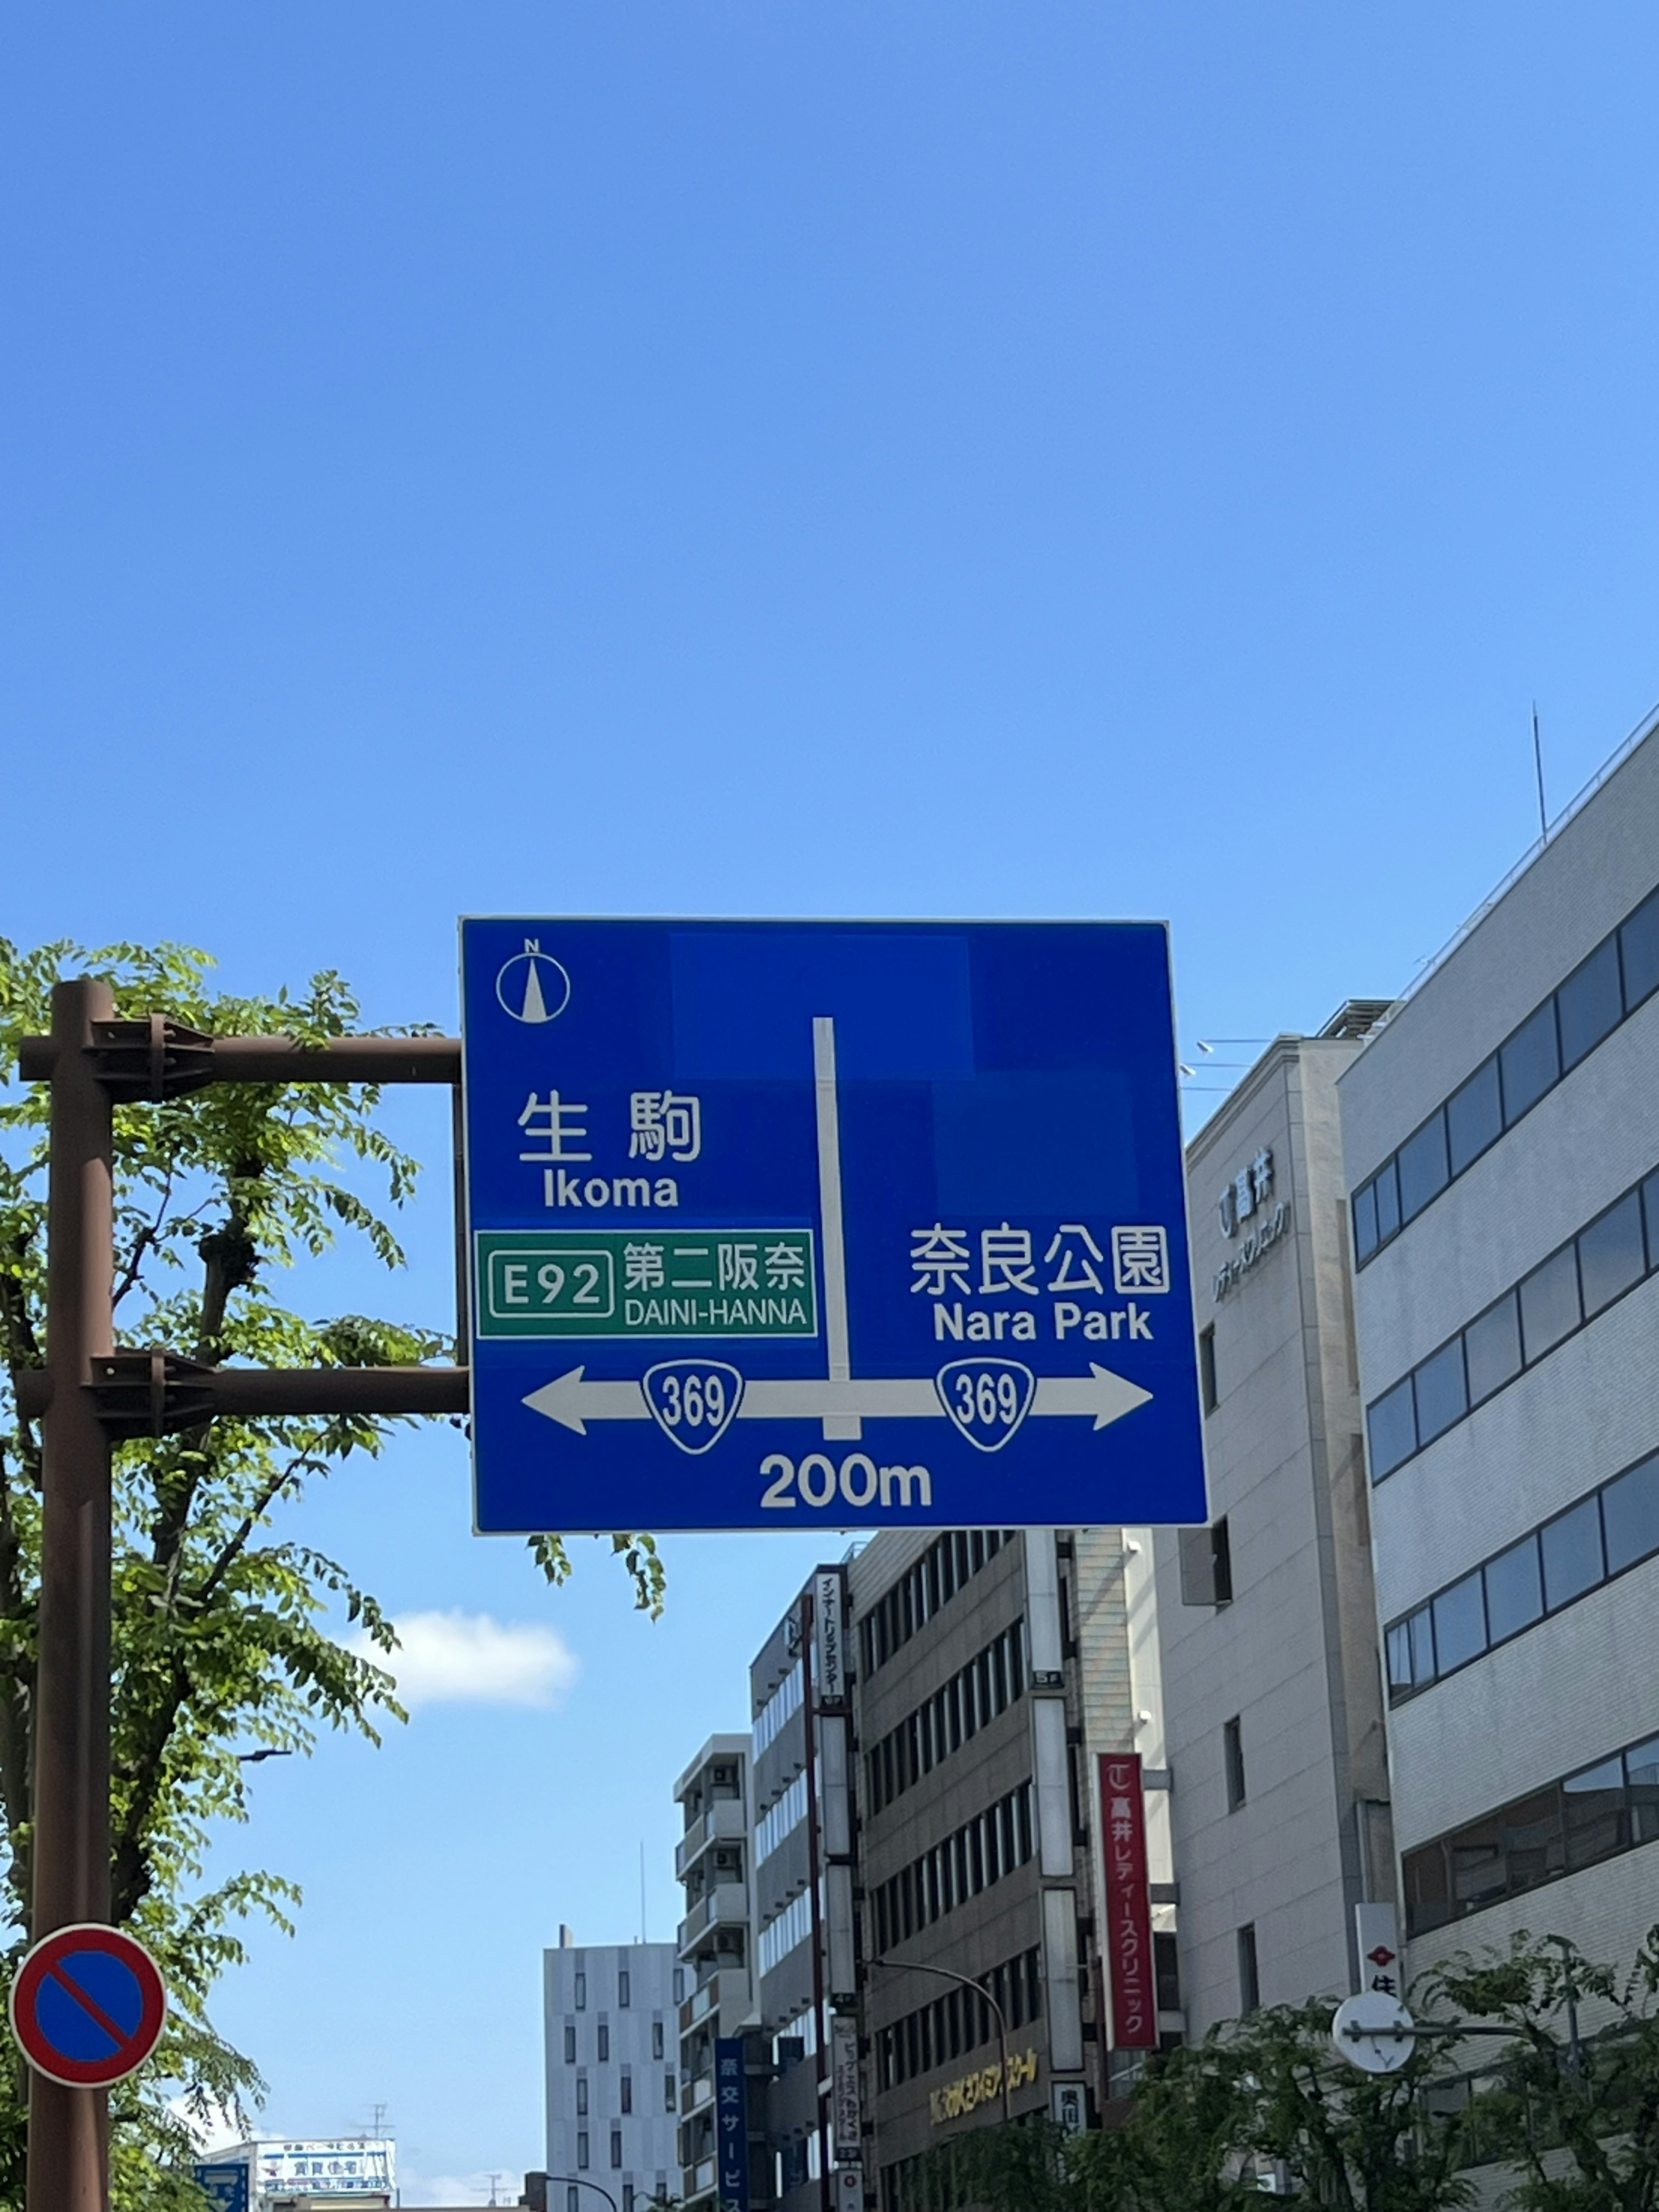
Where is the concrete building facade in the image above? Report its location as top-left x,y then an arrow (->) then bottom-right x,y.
1340,721 -> 1659,1992
544,1938 -> 683,2212
1155,1011 -> 1394,2033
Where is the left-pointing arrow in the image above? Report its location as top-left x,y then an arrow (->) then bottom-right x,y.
522,1368 -> 649,1434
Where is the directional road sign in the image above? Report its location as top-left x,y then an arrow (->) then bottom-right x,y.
461,919 -> 1205,1532
10,1923 -> 167,2088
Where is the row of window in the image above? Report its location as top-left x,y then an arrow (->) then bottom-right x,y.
858,1531 -> 1011,1679
753,1660 -> 803,1755
562,2022 -> 670,2063
1403,1730 -> 1659,1936
572,2130 -> 670,2172
1352,877 -> 1659,1267
868,1783 -> 1034,1956
1386,1447 -> 1659,1701
566,1967 -> 661,2011
755,1770 -> 808,1868
1367,1161 -> 1659,1481
757,1884 -> 814,1979
571,2068 -> 675,2114
873,1948 -> 1044,2092
863,1619 -> 1027,1817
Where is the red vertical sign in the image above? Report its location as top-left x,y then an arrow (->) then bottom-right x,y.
1099,1752 -> 1157,2049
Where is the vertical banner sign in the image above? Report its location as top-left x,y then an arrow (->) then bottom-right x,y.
815,1571 -> 845,1701
715,2039 -> 750,2212
1353,1904 -> 1402,2000
831,2015 -> 861,2165
460,919 -> 1206,1535
1099,1753 -> 1157,2050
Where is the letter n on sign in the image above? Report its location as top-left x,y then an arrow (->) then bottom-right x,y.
1099,1752 -> 1157,2049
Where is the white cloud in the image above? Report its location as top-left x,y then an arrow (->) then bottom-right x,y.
350,1611 -> 580,1711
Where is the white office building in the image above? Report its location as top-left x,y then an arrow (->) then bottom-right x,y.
1341,717 -> 1659,1990
1155,1007 -> 1394,2033
545,1936 -> 683,2212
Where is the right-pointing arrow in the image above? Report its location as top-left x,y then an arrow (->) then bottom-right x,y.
1032,1365 -> 1153,1430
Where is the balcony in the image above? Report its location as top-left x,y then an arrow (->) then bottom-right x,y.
675,1797 -> 747,1879
681,2071 -> 713,2117
676,1882 -> 749,1957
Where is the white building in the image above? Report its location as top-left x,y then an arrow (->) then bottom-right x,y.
1341,717 -> 1659,1991
545,1935 -> 683,2212
1154,1008 -> 1393,2031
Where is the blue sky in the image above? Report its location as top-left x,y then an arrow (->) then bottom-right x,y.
5,3 -> 1659,2199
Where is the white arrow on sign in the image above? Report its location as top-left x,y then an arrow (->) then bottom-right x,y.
523,1363 -> 1150,1437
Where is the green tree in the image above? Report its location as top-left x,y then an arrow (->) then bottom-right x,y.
0,940 -> 664,2206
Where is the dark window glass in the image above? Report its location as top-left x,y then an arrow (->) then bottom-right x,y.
1557,939 -> 1624,1071
565,2025 -> 577,2063
1154,1931 -> 1181,2014
1541,1495 -> 1605,1608
1464,1293 -> 1522,1404
1621,887 -> 1659,1011
1500,1787 -> 1564,1893
1211,1516 -> 1233,1604
1627,1737 -> 1659,1843
1563,1755 -> 1628,1870
619,1970 -> 630,2007
1602,1453 -> 1659,1573
1431,1572 -> 1487,1674
1398,1114 -> 1451,1222
1354,1182 -> 1379,1263
1236,1925 -> 1259,2014
597,2025 -> 610,2062
1199,1325 -> 1218,1414
1519,1245 -> 1581,1362
576,2079 -> 589,2115
1368,1378 -> 1418,1479
1374,1161 -> 1401,1243
1500,1001 -> 1560,1123
1449,1815 -> 1507,1912
1224,1716 -> 1246,1811
1483,1536 -> 1543,1643
1408,1607 -> 1436,1686
1645,1170 -> 1659,1266
1404,1842 -> 1452,1935
1446,1058 -> 1503,1175
1386,1621 -> 1414,1691
1413,1339 -> 1468,1445
1577,1192 -> 1646,1318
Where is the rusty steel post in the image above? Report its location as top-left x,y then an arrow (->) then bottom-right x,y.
29,979 -> 117,2212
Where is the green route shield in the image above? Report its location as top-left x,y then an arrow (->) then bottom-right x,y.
475,1229 -> 818,1340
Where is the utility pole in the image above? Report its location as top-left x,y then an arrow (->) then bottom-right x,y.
18,990 -> 467,2211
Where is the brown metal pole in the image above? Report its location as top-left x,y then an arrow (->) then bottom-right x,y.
29,979 -> 117,2212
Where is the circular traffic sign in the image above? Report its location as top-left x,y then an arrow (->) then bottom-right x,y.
1331,1991 -> 1415,2075
10,1923 -> 167,2088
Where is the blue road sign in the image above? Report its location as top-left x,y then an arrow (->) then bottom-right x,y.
193,2164 -> 252,2212
461,920 -> 1205,1533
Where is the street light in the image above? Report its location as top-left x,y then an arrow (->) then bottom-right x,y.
545,2180 -> 619,2212
871,1956 -> 1012,2126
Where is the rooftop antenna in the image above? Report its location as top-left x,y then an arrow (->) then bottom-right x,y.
369,2103 -> 388,2139
487,2174 -> 503,2206
1532,702 -> 1549,840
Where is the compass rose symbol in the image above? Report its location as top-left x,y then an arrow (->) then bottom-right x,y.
496,940 -> 572,1024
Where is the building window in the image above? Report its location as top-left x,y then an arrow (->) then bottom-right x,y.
577,2134 -> 589,2171
1154,1931 -> 1181,2015
673,1967 -> 685,2002
564,2024 -> 577,2064
1199,1325 -> 1217,1414
611,2130 -> 624,2169
1237,1925 -> 1260,2014
1224,1716 -> 1247,1811
576,2077 -> 588,2116
1211,1516 -> 1233,1604
664,2072 -> 677,2112
597,2025 -> 610,2062
652,2021 -> 664,2059
623,2191 -> 635,2212
575,1972 -> 587,2011
619,1970 -> 631,2008
569,2190 -> 580,2212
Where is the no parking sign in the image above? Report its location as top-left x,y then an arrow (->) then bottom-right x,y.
9,1923 -> 166,2088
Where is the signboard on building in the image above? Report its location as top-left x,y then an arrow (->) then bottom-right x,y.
192,2167 -> 251,2212
461,919 -> 1205,1532
1099,1753 -> 1157,2049
714,2039 -> 750,2212
1353,1903 -> 1402,2000
831,2014 -> 861,2164
815,1572 -> 846,1702
228,2139 -> 394,2199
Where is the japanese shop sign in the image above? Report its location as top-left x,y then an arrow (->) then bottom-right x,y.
928,2048 -> 1039,2126
462,919 -> 1205,1532
1100,1753 -> 1157,2050
715,2039 -> 750,2212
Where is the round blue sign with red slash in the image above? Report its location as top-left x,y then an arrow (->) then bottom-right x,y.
10,1923 -> 166,2088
